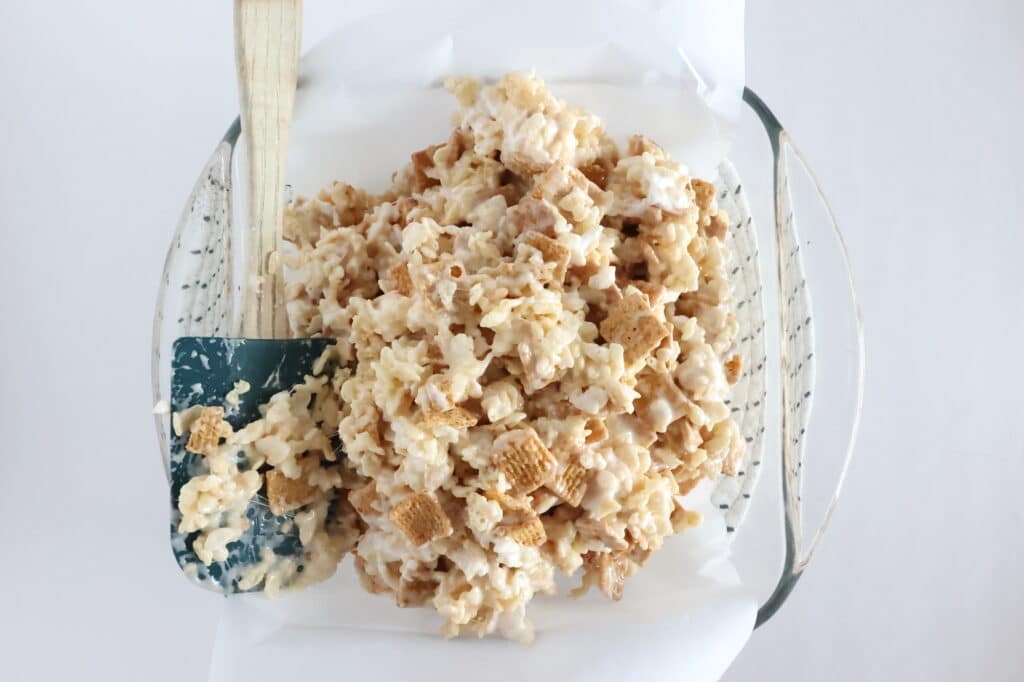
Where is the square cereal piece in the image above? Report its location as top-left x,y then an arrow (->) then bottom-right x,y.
185,406 -> 228,456
495,517 -> 547,547
546,454 -> 588,507
486,490 -> 547,547
421,407 -> 478,430
523,232 -> 570,283
266,469 -> 321,516
599,292 -> 670,364
388,492 -> 453,546
493,428 -> 557,496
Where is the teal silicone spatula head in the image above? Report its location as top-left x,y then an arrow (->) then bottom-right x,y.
169,336 -> 332,591
169,0 -> 308,593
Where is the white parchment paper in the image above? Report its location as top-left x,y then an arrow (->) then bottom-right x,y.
211,488 -> 752,682
213,2 -> 754,679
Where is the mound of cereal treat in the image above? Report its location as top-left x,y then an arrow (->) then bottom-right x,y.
176,73 -> 745,642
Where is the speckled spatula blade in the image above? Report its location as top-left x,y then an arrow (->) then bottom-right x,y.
169,336 -> 335,593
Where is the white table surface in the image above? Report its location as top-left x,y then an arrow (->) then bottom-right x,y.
1,1 -> 1021,680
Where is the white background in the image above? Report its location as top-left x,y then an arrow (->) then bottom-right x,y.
1,1 -> 1021,680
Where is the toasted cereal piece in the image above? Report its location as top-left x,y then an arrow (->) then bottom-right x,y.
638,205 -> 664,225
396,577 -> 438,608
579,159 -> 612,190
506,197 -> 558,235
409,145 -> 442,192
493,428 -> 557,495
584,418 -> 608,444
434,130 -> 467,169
663,417 -> 703,456
421,407 -> 478,430
435,490 -> 467,534
266,469 -> 320,516
495,516 -> 547,547
394,196 -> 418,226
496,182 -> 524,206
628,280 -> 666,307
569,260 -> 603,284
185,406 -> 228,455
484,488 -> 534,514
523,232 -> 570,283
724,354 -> 743,385
599,291 -> 670,364
505,152 -> 548,177
387,261 -> 414,296
530,490 -> 561,515
485,489 -> 547,546
388,492 -> 454,546
707,213 -> 728,240
634,371 -> 691,432
353,555 -> 390,595
546,455 -> 588,507
530,163 -> 611,210
691,178 -> 716,216
348,481 -> 380,518
587,550 -> 632,601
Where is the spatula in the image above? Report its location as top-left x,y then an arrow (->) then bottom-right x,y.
168,0 -> 333,592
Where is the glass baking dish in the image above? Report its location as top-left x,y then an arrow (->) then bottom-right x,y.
152,28 -> 863,631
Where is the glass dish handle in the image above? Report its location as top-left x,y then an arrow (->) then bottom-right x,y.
743,89 -> 865,628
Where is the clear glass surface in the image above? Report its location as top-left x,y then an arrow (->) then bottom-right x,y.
153,89 -> 863,625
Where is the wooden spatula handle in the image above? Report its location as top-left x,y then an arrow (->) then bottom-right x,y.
234,0 -> 302,339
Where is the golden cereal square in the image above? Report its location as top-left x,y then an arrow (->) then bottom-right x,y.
547,456 -> 588,507
600,293 -> 670,364
493,428 -> 557,496
388,492 -> 453,546
266,469 -> 320,516
496,517 -> 547,547
524,232 -> 571,283
421,407 -> 478,430
185,406 -> 226,456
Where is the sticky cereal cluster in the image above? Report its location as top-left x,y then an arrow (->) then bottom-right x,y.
177,74 -> 744,642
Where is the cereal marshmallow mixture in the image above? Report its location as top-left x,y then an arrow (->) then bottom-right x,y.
176,73 -> 745,642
